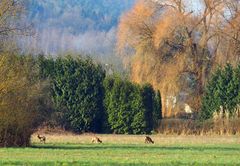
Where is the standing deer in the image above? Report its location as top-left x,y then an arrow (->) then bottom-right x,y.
145,136 -> 154,144
91,136 -> 102,143
37,134 -> 46,144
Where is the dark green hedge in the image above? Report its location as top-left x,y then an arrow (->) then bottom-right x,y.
39,55 -> 105,132
39,56 -> 162,133
104,76 -> 161,134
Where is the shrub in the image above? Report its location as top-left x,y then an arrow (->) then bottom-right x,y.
104,76 -> 158,134
0,54 -> 51,147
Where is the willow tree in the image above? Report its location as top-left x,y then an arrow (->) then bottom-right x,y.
216,0 -> 240,66
117,0 -> 240,117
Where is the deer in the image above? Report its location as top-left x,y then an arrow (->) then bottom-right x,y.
145,136 -> 154,144
91,136 -> 102,143
37,134 -> 46,144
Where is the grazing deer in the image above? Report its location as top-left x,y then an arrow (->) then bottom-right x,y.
145,136 -> 154,144
91,136 -> 102,143
37,134 -> 46,144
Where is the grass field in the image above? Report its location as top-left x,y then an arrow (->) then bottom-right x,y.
0,134 -> 240,165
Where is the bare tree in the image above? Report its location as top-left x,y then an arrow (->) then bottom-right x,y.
0,0 -> 32,52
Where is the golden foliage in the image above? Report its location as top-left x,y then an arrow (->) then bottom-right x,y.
0,53 -> 49,147
117,0 -> 156,53
154,10 -> 175,48
117,0 -> 240,117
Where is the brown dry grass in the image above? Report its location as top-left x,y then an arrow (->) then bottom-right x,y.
32,117 -> 240,145
31,132 -> 240,146
158,118 -> 240,136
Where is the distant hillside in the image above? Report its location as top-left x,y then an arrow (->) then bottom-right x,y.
26,0 -> 135,32
20,0 -> 135,57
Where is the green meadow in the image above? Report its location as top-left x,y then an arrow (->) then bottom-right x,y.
0,134 -> 239,166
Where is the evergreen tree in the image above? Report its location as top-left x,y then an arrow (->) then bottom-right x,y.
200,64 -> 240,120
140,84 -> 155,133
39,56 -> 106,132
153,90 -> 162,127
232,64 -> 240,113
104,76 -> 156,134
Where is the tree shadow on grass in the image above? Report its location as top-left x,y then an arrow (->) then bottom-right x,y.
30,144 -> 240,152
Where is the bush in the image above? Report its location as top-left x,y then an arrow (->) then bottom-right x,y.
200,63 -> 240,120
103,76 -> 159,134
39,56 -> 106,133
39,56 -> 162,134
0,54 -> 51,147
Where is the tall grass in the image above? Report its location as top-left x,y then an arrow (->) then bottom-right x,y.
157,118 -> 240,135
